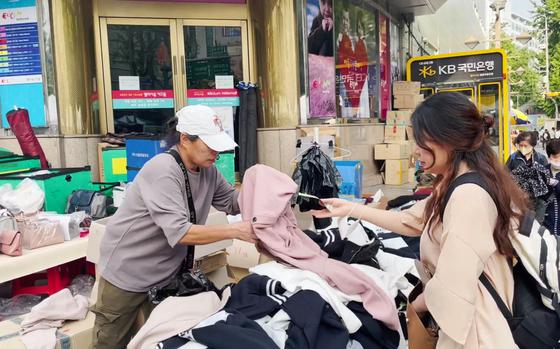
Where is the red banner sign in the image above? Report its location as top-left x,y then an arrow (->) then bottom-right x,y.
186,89 -> 239,98
112,90 -> 174,99
133,0 -> 246,3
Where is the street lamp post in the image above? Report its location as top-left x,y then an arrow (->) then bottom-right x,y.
490,0 -> 507,48
546,92 -> 560,120
545,16 -> 550,93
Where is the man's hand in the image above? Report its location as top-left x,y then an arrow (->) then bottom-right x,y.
232,221 -> 258,244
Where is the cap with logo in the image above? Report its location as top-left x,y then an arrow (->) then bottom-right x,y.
176,105 -> 237,152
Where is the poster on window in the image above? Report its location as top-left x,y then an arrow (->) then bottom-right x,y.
379,14 -> 390,121
390,21 -> 400,83
335,0 -> 376,119
307,0 -> 336,118
0,0 -> 46,127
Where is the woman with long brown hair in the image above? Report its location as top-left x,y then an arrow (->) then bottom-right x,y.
313,92 -> 526,348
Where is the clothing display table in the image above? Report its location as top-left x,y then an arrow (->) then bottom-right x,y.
0,237 -> 89,284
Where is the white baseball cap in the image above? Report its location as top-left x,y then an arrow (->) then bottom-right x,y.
176,105 -> 237,152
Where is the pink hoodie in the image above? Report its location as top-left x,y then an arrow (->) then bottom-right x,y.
239,164 -> 400,330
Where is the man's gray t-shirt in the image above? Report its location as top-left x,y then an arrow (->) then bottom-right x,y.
98,151 -> 239,292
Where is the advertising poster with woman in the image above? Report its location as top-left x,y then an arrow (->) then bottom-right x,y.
334,0 -> 376,119
307,0 -> 336,118
379,14 -> 390,121
390,21 -> 401,83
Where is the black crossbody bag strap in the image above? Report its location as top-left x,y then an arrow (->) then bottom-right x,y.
168,149 -> 196,270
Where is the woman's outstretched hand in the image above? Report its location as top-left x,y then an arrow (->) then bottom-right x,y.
310,198 -> 356,218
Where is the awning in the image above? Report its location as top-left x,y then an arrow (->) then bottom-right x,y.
511,109 -> 530,125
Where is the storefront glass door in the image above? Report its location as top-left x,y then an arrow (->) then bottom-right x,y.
177,20 -> 248,140
102,19 -> 179,134
100,18 -> 249,134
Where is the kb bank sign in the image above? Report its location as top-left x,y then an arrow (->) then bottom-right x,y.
409,52 -> 504,84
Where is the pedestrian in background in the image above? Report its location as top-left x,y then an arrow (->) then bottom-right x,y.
544,139 -> 560,235
506,131 -> 550,223
542,129 -> 551,149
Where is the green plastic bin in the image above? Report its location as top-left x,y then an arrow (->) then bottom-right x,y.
101,147 -> 127,182
215,151 -> 235,184
0,148 -> 14,158
0,155 -> 41,174
0,167 -> 93,213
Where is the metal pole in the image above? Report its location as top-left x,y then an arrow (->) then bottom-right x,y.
545,16 -> 550,93
554,99 -> 559,120
495,11 -> 502,48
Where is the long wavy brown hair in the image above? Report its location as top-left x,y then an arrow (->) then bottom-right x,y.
412,92 -> 527,257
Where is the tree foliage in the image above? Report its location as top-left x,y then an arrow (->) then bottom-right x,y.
501,39 -> 543,109
535,0 -> 560,116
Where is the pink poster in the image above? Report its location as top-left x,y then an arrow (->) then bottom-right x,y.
379,14 -> 390,121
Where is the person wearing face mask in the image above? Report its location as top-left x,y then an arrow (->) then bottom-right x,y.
506,131 -> 548,169
313,92 -> 524,348
506,131 -> 549,222
544,139 -> 560,235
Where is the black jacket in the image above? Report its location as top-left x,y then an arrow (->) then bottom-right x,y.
544,165 -> 560,235
506,150 -> 549,172
308,14 -> 333,57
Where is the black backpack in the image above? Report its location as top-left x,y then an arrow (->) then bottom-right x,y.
442,172 -> 560,349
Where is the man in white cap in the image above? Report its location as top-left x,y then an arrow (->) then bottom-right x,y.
92,105 -> 256,349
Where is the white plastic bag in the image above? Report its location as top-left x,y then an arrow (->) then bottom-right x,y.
37,211 -> 86,241
0,179 -> 45,214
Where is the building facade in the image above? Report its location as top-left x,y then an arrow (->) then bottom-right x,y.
0,0 -> 450,181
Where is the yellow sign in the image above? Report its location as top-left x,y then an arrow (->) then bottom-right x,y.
419,66 -> 436,78
546,92 -> 560,97
112,158 -> 127,175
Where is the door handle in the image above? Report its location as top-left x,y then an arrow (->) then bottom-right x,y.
173,56 -> 177,75
181,55 -> 186,78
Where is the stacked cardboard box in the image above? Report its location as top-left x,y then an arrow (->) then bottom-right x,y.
392,81 -> 423,109
375,123 -> 413,185
374,81 -> 423,185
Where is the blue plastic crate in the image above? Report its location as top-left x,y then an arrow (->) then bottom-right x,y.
334,160 -> 363,198
125,135 -> 169,181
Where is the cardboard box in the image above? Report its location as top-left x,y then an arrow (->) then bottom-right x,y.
226,239 -> 260,269
195,250 -> 228,274
207,265 -> 232,288
386,110 -> 413,126
392,81 -> 421,94
0,312 -> 95,349
227,266 -> 251,283
393,94 -> 424,109
374,143 -> 411,160
384,159 -> 409,185
384,125 -> 407,143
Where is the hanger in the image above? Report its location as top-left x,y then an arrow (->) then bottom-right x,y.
332,145 -> 352,160
290,140 -> 320,164
290,127 -> 352,163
